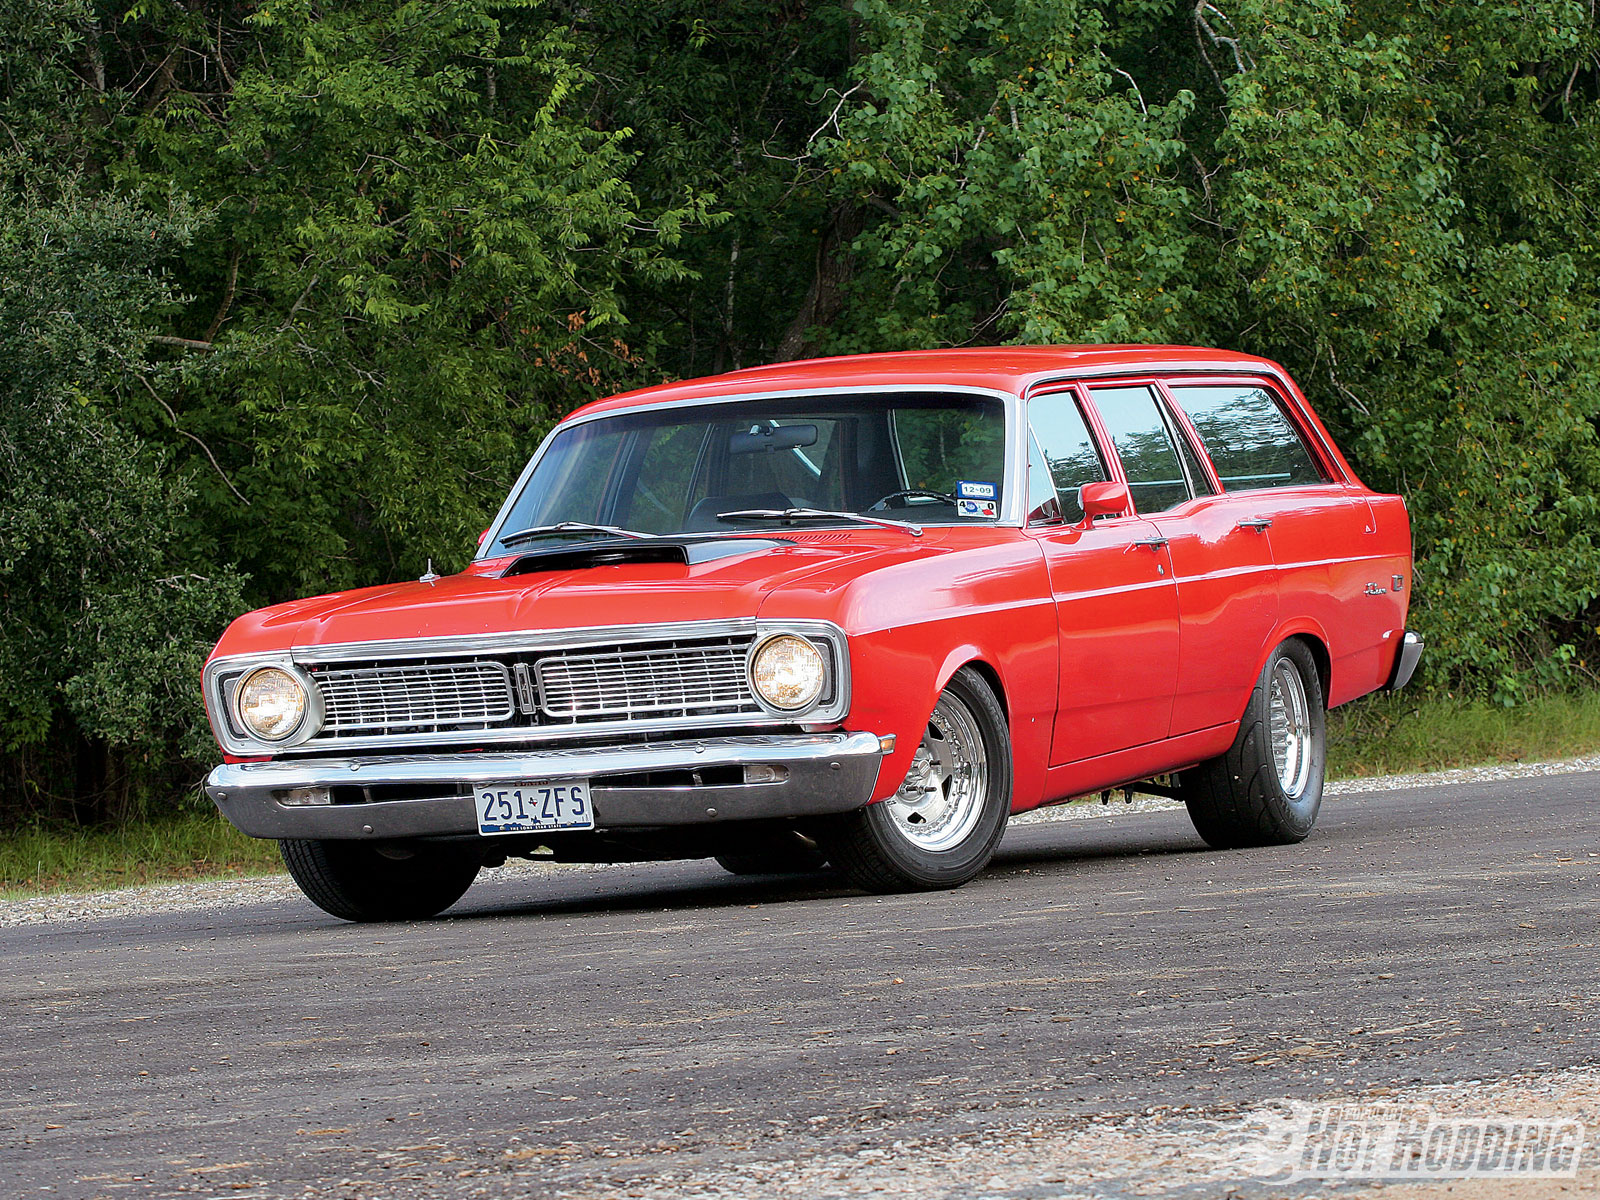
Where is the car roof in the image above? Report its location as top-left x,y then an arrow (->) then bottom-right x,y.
564,345 -> 1290,422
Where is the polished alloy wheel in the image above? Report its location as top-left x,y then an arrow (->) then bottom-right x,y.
1267,656 -> 1313,799
885,691 -> 990,852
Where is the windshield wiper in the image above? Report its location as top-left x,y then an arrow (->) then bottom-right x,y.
498,521 -> 650,549
716,508 -> 922,537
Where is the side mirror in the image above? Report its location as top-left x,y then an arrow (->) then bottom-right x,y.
1079,481 -> 1132,527
476,528 -> 491,548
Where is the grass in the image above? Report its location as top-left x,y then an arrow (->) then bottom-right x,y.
1326,688 -> 1600,779
3,690 -> 1599,900
0,809 -> 283,900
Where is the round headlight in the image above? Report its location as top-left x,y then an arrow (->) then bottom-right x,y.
750,635 -> 827,712
236,667 -> 308,742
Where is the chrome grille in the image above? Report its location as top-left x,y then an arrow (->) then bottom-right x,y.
314,661 -> 514,733
536,638 -> 755,720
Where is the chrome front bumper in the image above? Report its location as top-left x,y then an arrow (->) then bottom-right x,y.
205,732 -> 888,840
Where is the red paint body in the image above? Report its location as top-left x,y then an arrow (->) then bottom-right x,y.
207,347 -> 1413,812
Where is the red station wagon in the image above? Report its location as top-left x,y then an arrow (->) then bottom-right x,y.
202,347 -> 1421,922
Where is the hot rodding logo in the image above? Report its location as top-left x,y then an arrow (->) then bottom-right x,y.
1228,1103 -> 1586,1181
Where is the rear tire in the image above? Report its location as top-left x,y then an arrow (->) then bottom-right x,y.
1179,639 -> 1326,848
818,667 -> 1012,892
279,838 -> 482,922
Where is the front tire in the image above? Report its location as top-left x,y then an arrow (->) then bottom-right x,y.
819,667 -> 1012,892
279,838 -> 482,922
1179,638 -> 1326,848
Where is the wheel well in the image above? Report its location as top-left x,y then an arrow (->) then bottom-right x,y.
1288,634 -> 1331,708
957,659 -> 1009,725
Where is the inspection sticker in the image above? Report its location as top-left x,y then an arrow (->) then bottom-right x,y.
957,498 -> 999,519
958,480 -> 997,499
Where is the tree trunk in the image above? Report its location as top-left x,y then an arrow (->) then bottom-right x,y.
773,200 -> 866,363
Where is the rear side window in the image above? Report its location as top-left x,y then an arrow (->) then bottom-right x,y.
1086,385 -> 1194,514
1168,384 -> 1326,490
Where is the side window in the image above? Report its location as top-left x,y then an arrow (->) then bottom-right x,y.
1028,392 -> 1108,523
1167,385 -> 1326,490
1087,385 -> 1193,514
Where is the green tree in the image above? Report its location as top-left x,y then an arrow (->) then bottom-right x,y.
111,0 -> 717,598
0,182 -> 245,821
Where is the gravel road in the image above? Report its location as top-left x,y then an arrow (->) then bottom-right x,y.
3,760 -> 1598,1199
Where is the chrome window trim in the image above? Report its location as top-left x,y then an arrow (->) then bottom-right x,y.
1018,359 -> 1300,398
1024,364 -> 1349,485
203,618 -> 851,757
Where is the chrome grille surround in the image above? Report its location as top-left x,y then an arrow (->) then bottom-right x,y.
202,619 -> 849,756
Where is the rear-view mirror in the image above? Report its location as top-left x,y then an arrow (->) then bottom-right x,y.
729,424 -> 818,455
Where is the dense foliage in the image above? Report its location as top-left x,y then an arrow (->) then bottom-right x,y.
3,0 -> 1598,822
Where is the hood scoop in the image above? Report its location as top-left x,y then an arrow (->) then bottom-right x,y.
500,537 -> 789,577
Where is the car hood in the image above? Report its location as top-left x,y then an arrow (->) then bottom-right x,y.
211,532 -> 970,657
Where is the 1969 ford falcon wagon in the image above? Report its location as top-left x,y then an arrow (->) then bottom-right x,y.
203,346 -> 1421,922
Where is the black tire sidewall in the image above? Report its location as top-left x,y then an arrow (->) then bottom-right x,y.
857,668 -> 1013,888
1252,639 -> 1326,839
280,838 -> 481,922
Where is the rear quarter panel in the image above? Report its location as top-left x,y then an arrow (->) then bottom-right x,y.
1253,492 -> 1412,708
1203,367 -> 1414,707
1269,369 -> 1414,701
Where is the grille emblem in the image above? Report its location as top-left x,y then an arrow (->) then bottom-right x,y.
513,662 -> 539,715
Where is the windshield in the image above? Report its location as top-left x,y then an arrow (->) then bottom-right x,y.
484,392 -> 1008,555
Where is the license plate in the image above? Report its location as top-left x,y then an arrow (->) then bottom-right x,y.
474,779 -> 594,836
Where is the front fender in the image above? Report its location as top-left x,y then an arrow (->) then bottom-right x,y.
757,531 -> 1057,809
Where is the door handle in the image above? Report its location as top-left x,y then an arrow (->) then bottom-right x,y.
1127,536 -> 1169,551
1237,516 -> 1273,531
